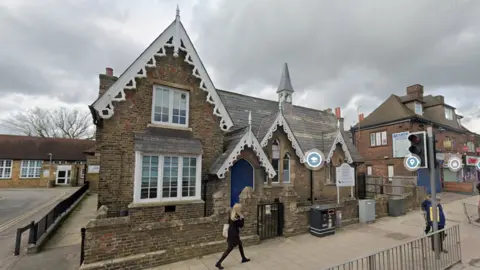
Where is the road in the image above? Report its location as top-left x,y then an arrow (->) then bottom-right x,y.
0,188 -> 77,270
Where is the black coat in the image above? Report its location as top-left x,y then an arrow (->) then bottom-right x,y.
227,215 -> 244,246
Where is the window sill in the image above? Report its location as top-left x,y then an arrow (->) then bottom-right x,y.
19,178 -> 41,180
128,199 -> 204,209
147,123 -> 192,131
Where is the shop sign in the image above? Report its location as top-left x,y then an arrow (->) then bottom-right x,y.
462,145 -> 470,152
465,156 -> 479,166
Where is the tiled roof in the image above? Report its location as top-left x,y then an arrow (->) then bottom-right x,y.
0,135 -> 95,161
209,127 -> 247,174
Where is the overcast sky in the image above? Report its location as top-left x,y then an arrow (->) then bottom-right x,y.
1,0 -> 479,134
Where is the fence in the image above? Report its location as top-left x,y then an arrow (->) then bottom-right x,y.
365,176 -> 418,198
14,183 -> 89,256
323,225 -> 462,270
463,202 -> 480,225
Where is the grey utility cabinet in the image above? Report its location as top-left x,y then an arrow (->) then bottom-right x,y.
358,199 -> 376,223
388,197 -> 406,217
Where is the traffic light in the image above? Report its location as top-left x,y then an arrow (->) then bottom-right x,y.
408,132 -> 427,167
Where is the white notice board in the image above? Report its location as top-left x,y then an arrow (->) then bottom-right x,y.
336,163 -> 355,187
392,131 -> 410,158
88,165 -> 100,174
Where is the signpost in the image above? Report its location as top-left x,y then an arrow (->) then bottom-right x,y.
336,163 -> 355,204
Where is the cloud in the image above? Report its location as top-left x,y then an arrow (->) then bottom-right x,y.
190,0 -> 480,131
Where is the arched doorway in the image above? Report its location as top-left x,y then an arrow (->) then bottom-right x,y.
230,159 -> 254,207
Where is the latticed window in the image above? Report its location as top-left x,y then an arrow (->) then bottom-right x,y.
0,160 -> 13,179
271,140 -> 280,183
152,85 -> 189,127
135,153 -> 201,202
20,160 -> 42,178
283,153 -> 290,183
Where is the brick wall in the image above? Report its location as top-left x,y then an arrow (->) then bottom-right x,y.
96,47 -> 224,215
354,120 -> 477,178
81,188 -> 260,270
0,160 -> 85,188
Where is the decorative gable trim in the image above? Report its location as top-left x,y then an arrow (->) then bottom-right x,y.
216,129 -> 276,179
91,12 -> 234,132
326,130 -> 353,164
259,112 -> 305,162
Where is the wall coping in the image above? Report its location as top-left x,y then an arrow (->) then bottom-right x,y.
131,215 -> 219,231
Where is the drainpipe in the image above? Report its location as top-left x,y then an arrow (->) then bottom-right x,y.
310,169 -> 313,203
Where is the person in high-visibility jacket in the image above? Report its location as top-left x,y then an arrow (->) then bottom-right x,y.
427,199 -> 447,253
421,194 -> 432,234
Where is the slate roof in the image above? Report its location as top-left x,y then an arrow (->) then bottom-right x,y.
209,127 -> 248,174
354,93 -> 472,134
0,135 -> 94,161
216,90 -> 363,162
134,127 -> 202,155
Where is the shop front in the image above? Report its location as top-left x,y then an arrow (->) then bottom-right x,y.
442,154 -> 478,194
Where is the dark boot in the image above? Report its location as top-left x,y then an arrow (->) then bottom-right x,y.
238,242 -> 250,263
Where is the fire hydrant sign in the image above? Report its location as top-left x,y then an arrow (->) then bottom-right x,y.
336,163 -> 355,187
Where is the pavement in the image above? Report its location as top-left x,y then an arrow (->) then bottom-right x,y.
0,188 -> 78,270
155,193 -> 480,270
7,193 -> 98,270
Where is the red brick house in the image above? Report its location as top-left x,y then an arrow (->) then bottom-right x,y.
81,10 -> 363,269
351,84 -> 480,193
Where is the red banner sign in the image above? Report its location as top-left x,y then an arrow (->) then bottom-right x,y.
466,156 -> 479,166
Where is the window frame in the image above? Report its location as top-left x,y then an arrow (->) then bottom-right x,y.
445,107 -> 453,120
367,166 -> 372,176
0,159 -> 13,179
20,160 -> 43,179
133,152 -> 202,203
271,140 -> 280,183
370,131 -> 388,147
151,85 -> 190,128
282,153 -> 290,183
414,102 -> 423,115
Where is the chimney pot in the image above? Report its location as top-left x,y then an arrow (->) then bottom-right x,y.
339,117 -> 344,130
106,67 -> 113,76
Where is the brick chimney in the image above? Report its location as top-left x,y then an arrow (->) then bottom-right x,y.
406,84 -> 424,99
338,117 -> 344,130
99,67 -> 117,97
435,95 -> 444,103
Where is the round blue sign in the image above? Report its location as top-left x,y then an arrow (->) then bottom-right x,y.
306,152 -> 322,168
303,149 -> 325,171
403,154 -> 421,171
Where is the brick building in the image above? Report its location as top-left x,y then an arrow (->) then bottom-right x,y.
81,10 -> 363,269
351,84 -> 480,193
0,135 -> 93,188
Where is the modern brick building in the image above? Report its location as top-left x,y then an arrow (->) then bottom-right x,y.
81,9 -> 364,269
0,135 -> 94,188
351,84 -> 480,193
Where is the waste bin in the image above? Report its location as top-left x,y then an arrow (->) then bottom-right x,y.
388,197 -> 406,217
309,204 -> 336,237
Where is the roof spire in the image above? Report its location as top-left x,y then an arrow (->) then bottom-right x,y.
277,63 -> 294,104
173,5 -> 180,57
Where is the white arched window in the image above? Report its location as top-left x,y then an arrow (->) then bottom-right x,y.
283,153 -> 290,183
272,140 -> 280,183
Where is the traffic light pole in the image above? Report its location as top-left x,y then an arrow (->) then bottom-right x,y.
427,126 -> 440,259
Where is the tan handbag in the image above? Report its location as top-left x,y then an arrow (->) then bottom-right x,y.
222,224 -> 229,238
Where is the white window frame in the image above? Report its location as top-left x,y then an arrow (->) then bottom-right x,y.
133,152 -> 202,203
414,102 -> 423,115
445,107 -> 453,120
271,140 -> 280,183
282,153 -> 290,183
0,159 -> 13,179
151,85 -> 190,128
371,131 -> 388,146
388,165 -> 394,182
20,160 -> 43,178
367,166 -> 372,176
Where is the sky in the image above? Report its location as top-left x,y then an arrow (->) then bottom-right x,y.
1,0 -> 479,134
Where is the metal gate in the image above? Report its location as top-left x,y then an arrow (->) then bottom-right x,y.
257,202 -> 283,240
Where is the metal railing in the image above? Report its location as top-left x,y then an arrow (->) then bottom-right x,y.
324,224 -> 462,270
463,202 -> 479,225
14,183 -> 89,255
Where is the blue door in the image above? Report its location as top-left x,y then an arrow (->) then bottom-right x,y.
231,159 -> 254,207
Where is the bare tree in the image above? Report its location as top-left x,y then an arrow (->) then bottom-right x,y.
0,107 -> 94,139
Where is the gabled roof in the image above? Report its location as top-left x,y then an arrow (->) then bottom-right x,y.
325,129 -> 364,164
0,135 -> 94,161
90,8 -> 233,132
209,116 -> 276,179
354,95 -> 417,128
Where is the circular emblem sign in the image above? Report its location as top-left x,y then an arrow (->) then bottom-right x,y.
476,159 -> 480,171
448,156 -> 463,172
403,154 -> 421,171
304,149 -> 325,170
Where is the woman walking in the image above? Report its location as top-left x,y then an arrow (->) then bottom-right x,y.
215,203 -> 250,269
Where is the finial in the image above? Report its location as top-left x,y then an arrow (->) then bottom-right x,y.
173,5 -> 180,57
248,111 -> 252,126
176,5 -> 180,18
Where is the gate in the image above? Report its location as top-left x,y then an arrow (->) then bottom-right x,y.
257,202 -> 283,240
